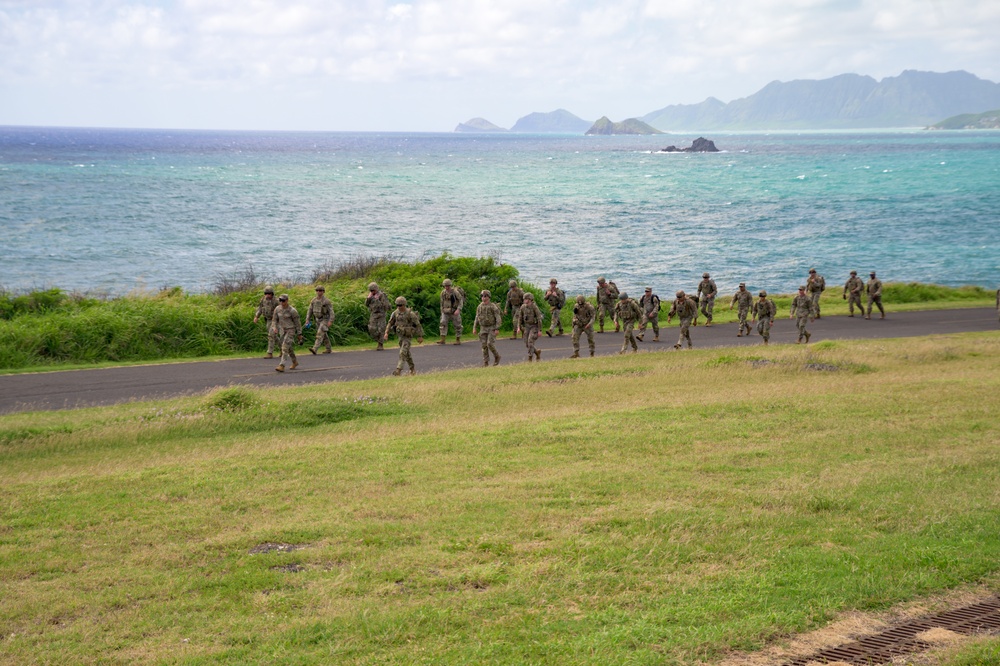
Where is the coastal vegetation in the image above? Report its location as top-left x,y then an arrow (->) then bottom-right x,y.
0,332 -> 998,663
0,255 -> 994,372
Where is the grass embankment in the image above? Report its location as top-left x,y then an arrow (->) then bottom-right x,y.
1,259 -> 996,374
1,332 -> 999,664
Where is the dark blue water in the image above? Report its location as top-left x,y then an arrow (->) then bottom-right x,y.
1,126 -> 997,296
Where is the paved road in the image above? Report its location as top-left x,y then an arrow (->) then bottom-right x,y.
1,308 -> 996,415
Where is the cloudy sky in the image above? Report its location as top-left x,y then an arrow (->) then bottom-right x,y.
2,0 -> 998,131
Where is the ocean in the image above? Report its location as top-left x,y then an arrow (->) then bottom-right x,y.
1,126 -> 997,297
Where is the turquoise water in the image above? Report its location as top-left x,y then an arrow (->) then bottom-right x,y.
1,126 -> 997,296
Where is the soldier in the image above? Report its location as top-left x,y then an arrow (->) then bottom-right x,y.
842,270 -> 865,317
636,287 -> 660,342
790,285 -> 816,343
271,294 -> 303,372
667,290 -> 699,349
866,271 -> 885,320
570,295 -> 596,358
384,296 -> 424,376
751,290 -> 777,345
730,282 -> 754,337
607,280 -> 621,331
807,268 -> 826,319
504,279 -> 524,340
613,292 -> 643,354
515,292 -> 544,362
997,287 -> 1000,324
252,285 -> 279,359
472,290 -> 503,367
365,282 -> 391,350
544,278 -> 566,337
697,272 -> 718,326
595,277 -> 616,333
304,285 -> 334,355
438,278 -> 464,345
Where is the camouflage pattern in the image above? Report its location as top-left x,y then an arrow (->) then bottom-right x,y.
439,286 -> 464,338
595,279 -> 616,331
254,294 -> 280,354
752,297 -> 777,342
571,300 -> 596,356
607,281 -> 621,329
638,291 -> 660,338
305,294 -> 334,353
473,299 -> 503,364
697,277 -> 718,322
365,288 -> 391,343
668,296 -> 699,348
866,275 -> 885,319
504,285 -> 524,313
386,306 -> 424,373
515,299 -> 544,360
614,296 -> 643,353
271,303 -> 302,368
544,285 -> 566,335
730,288 -> 754,336
843,274 -> 865,316
807,271 -> 826,317
790,291 -> 816,342
997,288 -> 1000,323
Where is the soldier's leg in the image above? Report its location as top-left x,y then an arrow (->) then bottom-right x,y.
487,330 -> 500,363
479,331 -> 490,364
395,337 -> 406,373
812,293 -> 821,318
439,311 -> 449,338
651,316 -> 659,340
586,329 -> 595,356
628,323 -> 637,351
452,313 -> 463,342
874,296 -> 885,317
267,325 -> 279,355
571,326 -> 582,356
866,296 -> 873,318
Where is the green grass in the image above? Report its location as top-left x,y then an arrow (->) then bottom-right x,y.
1,332 -> 998,663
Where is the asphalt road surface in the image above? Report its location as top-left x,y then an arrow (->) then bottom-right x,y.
1,307 -> 996,415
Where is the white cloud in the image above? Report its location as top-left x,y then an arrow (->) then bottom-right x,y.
0,0 -> 998,130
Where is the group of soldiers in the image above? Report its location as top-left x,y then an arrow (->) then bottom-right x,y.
252,268 -> 889,375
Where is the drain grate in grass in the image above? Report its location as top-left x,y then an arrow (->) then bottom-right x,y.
782,597 -> 1000,665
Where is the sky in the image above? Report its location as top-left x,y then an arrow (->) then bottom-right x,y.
1,0 -> 999,132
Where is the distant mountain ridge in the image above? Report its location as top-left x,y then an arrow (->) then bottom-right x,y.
642,70 -> 1000,130
929,109 -> 1000,130
454,118 -> 506,133
511,109 -> 592,133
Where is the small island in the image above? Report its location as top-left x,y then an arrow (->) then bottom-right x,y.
454,118 -> 507,133
658,137 -> 720,152
585,116 -> 663,135
927,109 -> 1000,130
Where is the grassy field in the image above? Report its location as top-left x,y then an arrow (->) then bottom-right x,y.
1,332 -> 999,664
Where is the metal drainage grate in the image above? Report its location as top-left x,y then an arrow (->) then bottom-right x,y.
782,597 -> 1000,666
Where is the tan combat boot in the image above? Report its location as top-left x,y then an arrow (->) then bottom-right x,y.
436,335 -> 446,344
275,365 -> 285,372
453,337 -> 462,345
535,349 -> 541,361
493,354 -> 501,366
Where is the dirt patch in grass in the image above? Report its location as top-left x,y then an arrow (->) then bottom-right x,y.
718,587 -> 999,666
269,563 -> 306,573
248,542 -> 307,555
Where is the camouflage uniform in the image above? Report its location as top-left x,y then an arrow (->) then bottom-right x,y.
544,280 -> 566,336
365,284 -> 391,349
571,297 -> 596,358
271,298 -> 302,370
613,294 -> 643,354
607,281 -> 621,330
697,274 -> 718,325
997,288 -> 1000,323
304,289 -> 334,354
843,272 -> 865,316
667,292 -> 699,349
254,292 -> 279,356
473,293 -> 503,366
751,292 -> 777,344
790,288 -> 816,343
595,278 -> 616,332
866,273 -> 885,319
438,281 -> 464,343
730,285 -> 754,336
807,269 -> 826,318
386,301 -> 424,375
504,282 -> 525,340
637,289 -> 660,341
515,296 -> 544,361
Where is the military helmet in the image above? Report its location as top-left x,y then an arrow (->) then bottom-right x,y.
759,290 -> 767,297
264,286 -> 274,295
576,295 -> 586,304
368,282 -> 379,291
550,278 -> 558,284
676,290 -> 685,298
278,294 -> 289,302
739,282 -> 746,287
798,285 -> 807,291
524,292 -> 534,300
509,279 -> 517,287
618,292 -> 628,300
702,272 -> 710,278
809,268 -> 817,274
644,287 -> 652,292
597,277 -> 606,284
315,285 -> 325,292
480,290 -> 490,298
850,270 -> 857,276
442,278 -> 452,287
395,296 -> 407,306
870,271 -> 877,276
